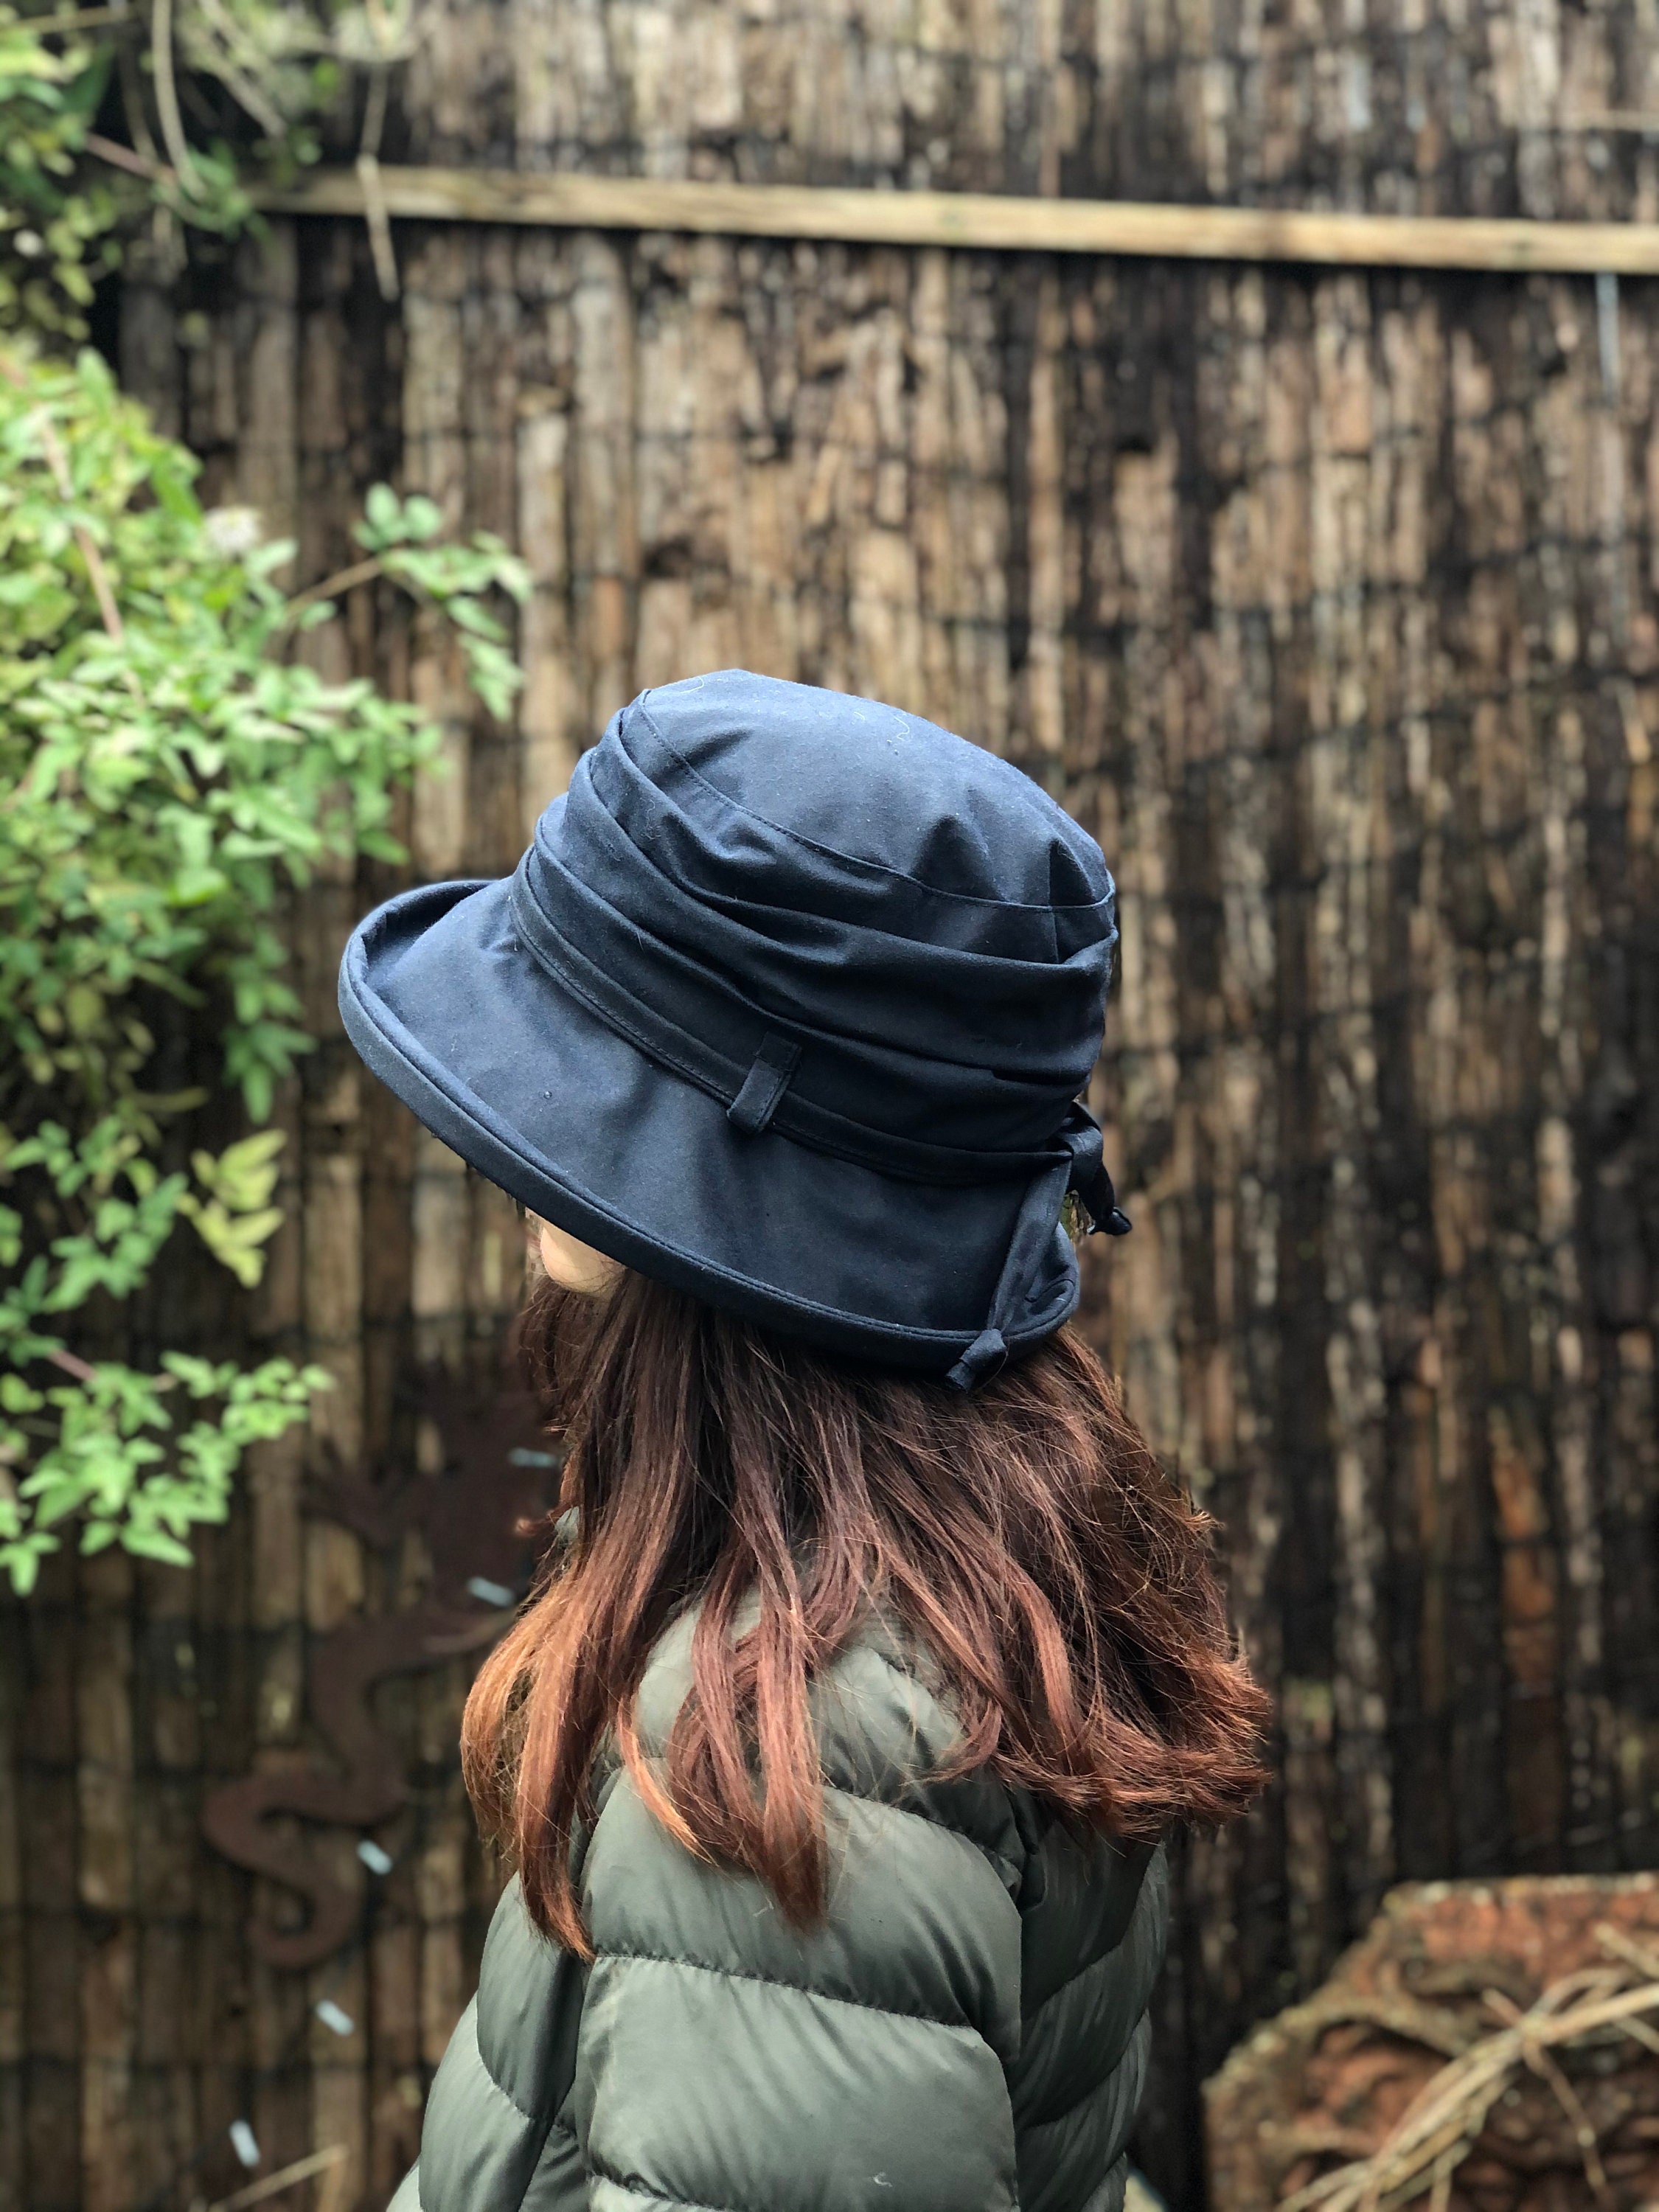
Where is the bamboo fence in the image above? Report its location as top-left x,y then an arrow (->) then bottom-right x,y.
6,2 -> 1659,2210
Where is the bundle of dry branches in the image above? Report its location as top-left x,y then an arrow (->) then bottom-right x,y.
1279,1928 -> 1659,2212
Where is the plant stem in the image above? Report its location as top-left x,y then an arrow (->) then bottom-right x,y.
26,6 -> 145,32
189,0 -> 287,137
147,0 -> 200,192
84,130 -> 170,181
277,554 -> 386,625
356,151 -> 400,301
114,32 -> 161,167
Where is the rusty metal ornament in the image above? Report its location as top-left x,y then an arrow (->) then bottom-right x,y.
201,1364 -> 560,1969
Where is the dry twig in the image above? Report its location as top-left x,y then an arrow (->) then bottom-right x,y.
1481,1990 -> 1610,2207
204,2144 -> 347,2212
147,0 -> 200,191
276,554 -> 385,627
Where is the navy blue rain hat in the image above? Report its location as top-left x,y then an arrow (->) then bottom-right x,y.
338,670 -> 1129,1388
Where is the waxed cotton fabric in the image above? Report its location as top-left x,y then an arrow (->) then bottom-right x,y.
340,671 -> 1124,1379
392,1616 -> 1166,2212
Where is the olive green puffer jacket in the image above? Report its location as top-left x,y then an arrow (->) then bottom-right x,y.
394,1611 -> 1166,2212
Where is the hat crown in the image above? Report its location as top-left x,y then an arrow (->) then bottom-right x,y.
528,674 -> 1117,1126
553,672 -> 1124,1018
599,670 -> 1110,935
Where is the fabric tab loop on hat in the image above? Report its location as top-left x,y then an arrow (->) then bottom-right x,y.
727,1034 -> 802,1136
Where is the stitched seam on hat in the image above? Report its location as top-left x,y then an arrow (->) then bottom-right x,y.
590,1944 -> 981,2037
512,852 -> 1094,1172
630,695 -> 1112,917
726,1034 -> 801,1133
524,905 -> 1010,1180
512,875 -> 737,1106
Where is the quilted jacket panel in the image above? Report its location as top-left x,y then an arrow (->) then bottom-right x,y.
400,1615 -> 1166,2212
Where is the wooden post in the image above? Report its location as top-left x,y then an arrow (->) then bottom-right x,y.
255,168 -> 1659,278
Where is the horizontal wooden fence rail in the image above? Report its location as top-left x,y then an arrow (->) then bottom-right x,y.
253,166 -> 1659,274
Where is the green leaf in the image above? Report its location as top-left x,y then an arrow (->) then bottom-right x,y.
170,863 -> 229,906
1,1543 -> 45,1596
120,1525 -> 194,1567
177,1192 -> 282,1286
63,982 -> 102,1035
363,482 -> 400,537
190,1128 -> 285,1211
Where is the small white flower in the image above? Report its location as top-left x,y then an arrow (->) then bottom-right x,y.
202,505 -> 264,559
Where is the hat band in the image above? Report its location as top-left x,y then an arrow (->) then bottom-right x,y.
507,859 -> 1064,1191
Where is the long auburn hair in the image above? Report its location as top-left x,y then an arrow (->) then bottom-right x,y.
463,1269 -> 1269,1957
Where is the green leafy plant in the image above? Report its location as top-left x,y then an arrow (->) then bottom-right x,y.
0,342 -> 531,1591
3,0 -> 422,347
0,8 -> 121,338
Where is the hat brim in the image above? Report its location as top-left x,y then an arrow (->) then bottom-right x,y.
338,878 -> 1079,1371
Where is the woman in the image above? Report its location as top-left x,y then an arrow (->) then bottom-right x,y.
340,670 -> 1267,2212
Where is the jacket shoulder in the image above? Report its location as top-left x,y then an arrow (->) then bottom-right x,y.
630,1607 -> 1030,1893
